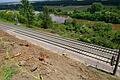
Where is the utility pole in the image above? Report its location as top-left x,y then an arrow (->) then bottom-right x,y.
113,49 -> 120,75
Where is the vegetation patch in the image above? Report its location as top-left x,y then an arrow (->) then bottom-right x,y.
49,3 -> 120,24
0,65 -> 16,80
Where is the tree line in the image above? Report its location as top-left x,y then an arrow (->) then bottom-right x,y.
49,2 -> 120,24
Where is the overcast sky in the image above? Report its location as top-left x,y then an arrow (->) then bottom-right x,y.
0,0 -> 45,3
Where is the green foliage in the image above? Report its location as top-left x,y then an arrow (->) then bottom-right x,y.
71,9 -> 120,24
19,0 -> 34,27
112,31 -> 120,48
50,3 -> 120,24
51,22 -> 67,34
42,6 -> 53,29
90,22 -> 112,31
89,2 -> 103,13
17,14 -> 26,24
32,13 -> 43,27
0,10 -> 15,22
52,20 -> 119,49
1,66 -> 15,80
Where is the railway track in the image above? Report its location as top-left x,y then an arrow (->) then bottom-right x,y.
0,23 -> 119,66
2,23 -> 119,53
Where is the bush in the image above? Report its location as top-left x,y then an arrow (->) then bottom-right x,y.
17,14 -> 26,24
0,10 -> 15,22
89,2 -> 104,13
70,9 -> 120,24
90,22 -> 112,31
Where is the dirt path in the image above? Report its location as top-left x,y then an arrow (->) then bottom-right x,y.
0,30 -> 119,80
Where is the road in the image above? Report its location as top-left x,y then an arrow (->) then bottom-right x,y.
0,22 -> 120,75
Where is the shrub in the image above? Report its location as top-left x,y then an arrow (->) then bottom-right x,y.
89,2 -> 104,13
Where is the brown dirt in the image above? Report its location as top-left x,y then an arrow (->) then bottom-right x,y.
112,24 -> 120,30
0,30 -> 119,80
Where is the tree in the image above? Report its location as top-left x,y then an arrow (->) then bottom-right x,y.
117,4 -> 120,10
19,0 -> 34,27
42,6 -> 52,29
89,2 -> 103,13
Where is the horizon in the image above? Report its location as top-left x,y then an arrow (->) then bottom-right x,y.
0,0 -> 46,3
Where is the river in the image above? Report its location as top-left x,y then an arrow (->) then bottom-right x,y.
50,14 -> 68,24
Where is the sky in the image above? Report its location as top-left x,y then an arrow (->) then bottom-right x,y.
0,0 -> 44,3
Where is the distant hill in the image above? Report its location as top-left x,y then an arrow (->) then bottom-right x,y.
0,0 -> 120,10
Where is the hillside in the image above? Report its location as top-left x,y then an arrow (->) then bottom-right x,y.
0,30 -> 120,80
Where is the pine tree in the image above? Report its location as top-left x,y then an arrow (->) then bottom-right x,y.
42,6 -> 52,29
19,0 -> 34,27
